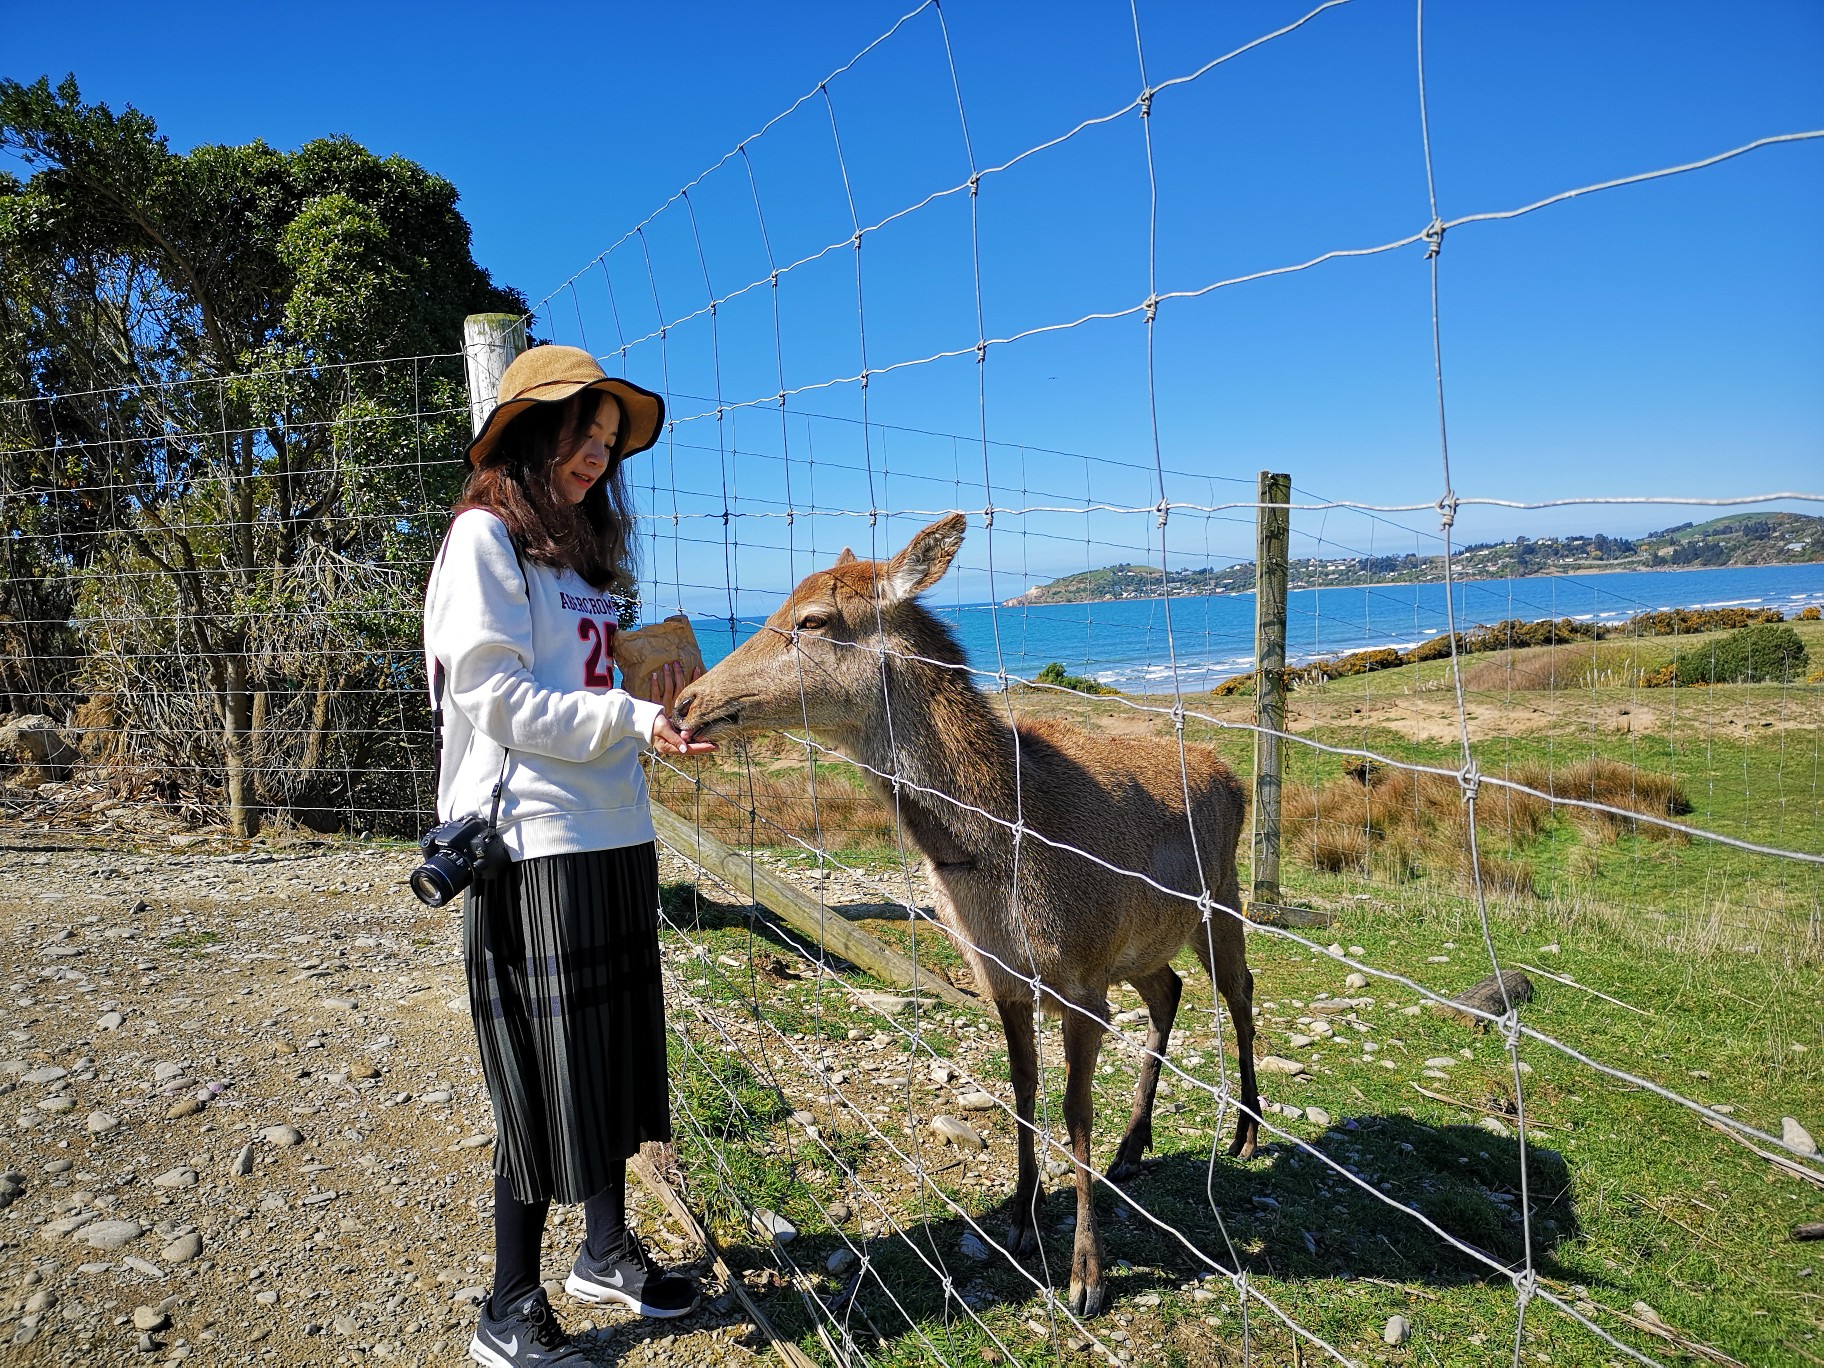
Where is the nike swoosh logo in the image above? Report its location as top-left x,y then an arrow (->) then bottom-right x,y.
605,1268 -> 625,1287
501,1334 -> 518,1355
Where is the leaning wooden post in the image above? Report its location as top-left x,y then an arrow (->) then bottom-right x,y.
462,313 -> 528,435
1251,471 -> 1291,916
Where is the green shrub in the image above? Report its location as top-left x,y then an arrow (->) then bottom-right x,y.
1033,661 -> 1114,694
1672,623 -> 1810,686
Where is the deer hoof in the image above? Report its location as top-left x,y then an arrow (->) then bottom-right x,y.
1069,1274 -> 1107,1318
1009,1219 -> 1042,1258
1227,1123 -> 1259,1161
1105,1153 -> 1142,1185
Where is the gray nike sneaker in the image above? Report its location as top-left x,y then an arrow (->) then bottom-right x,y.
564,1233 -> 699,1318
469,1287 -> 591,1366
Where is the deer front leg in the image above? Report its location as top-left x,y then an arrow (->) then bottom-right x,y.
1107,964 -> 1182,1184
1194,881 -> 1261,1159
994,996 -> 1044,1257
1061,1005 -> 1108,1317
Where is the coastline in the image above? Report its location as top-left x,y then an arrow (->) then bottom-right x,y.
999,557 -> 1824,608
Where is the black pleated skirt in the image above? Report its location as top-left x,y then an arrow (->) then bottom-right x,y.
463,842 -> 672,1205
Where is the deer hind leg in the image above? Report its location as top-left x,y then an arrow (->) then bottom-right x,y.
994,995 -> 1045,1257
1193,880 -> 1261,1159
1061,1004 -> 1109,1317
1106,963 -> 1182,1184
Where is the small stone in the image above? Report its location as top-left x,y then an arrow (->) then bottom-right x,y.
233,1144 -> 255,1176
827,1247 -> 858,1275
97,1012 -> 124,1031
160,1232 -> 203,1264
1258,1056 -> 1307,1076
153,1062 -> 184,1084
254,1289 -> 279,1305
1304,1107 -> 1331,1127
77,1217 -> 143,1250
38,1096 -> 75,1114
334,1314 -> 360,1335
456,1133 -> 492,1150
22,1066 -> 67,1085
929,1063 -> 956,1085
956,1091 -> 996,1111
1383,1314 -> 1411,1346
137,1331 -> 157,1353
421,1090 -> 454,1105
1423,1057 -> 1458,1070
751,1209 -> 795,1244
1783,1117 -> 1819,1157
1477,1116 -> 1513,1138
133,1305 -> 170,1332
87,1111 -> 121,1134
827,1201 -> 851,1223
321,997 -> 357,1011
23,1289 -> 56,1314
857,992 -> 917,1016
123,1255 -> 164,1278
260,1124 -> 304,1147
349,1060 -> 380,1080
1286,1033 -> 1314,1049
1344,972 -> 1367,991
958,1230 -> 989,1259
152,1166 -> 197,1190
930,1115 -> 987,1149
44,1158 -> 72,1174
164,1097 -> 204,1120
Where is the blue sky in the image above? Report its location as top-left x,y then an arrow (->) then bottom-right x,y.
7,0 -> 1821,615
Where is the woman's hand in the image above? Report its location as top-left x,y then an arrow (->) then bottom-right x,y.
649,660 -> 714,756
648,659 -> 700,712
653,713 -> 714,756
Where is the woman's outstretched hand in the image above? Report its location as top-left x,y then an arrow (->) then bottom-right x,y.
650,660 -> 715,756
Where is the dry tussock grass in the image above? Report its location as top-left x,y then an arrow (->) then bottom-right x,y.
1510,757 -> 1693,839
648,760 -> 896,851
1285,755 -> 1691,886
1460,643 -> 1657,693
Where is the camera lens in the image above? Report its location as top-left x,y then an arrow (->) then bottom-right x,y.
409,854 -> 465,907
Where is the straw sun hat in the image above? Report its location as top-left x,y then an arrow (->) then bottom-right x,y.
466,344 -> 665,469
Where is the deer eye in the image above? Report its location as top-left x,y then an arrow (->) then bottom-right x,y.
796,613 -> 828,631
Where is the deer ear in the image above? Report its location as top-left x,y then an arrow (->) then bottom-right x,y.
878,513 -> 966,603
833,547 -> 858,566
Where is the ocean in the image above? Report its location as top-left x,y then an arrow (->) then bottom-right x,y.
692,562 -> 1824,694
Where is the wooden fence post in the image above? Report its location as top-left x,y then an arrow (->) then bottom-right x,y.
462,313 -> 527,436
1251,471 -> 1290,915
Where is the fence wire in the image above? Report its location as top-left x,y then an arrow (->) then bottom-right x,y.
3,3 -> 1822,1366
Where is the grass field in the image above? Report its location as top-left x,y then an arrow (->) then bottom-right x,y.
646,622 -> 1824,1367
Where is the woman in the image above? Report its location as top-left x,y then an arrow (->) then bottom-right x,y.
423,344 -> 714,1368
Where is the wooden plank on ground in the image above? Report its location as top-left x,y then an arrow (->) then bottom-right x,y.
631,1144 -> 820,1368
651,802 -> 979,1013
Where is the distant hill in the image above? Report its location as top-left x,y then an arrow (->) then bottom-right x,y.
1002,512 -> 1824,606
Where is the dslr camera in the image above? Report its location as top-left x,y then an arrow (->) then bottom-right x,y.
409,814 -> 508,907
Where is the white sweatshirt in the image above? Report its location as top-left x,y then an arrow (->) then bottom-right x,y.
423,508 -> 666,860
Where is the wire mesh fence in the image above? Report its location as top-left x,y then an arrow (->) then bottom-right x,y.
3,3 -> 1823,1364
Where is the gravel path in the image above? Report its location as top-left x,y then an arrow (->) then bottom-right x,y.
0,832 -> 777,1367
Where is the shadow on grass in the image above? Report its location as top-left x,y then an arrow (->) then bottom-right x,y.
732,1109 -> 1586,1351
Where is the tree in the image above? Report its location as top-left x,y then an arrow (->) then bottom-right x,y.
0,76 -> 526,834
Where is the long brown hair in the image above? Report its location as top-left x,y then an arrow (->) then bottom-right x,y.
454,391 -> 639,592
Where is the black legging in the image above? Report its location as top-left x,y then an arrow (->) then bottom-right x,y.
491,1162 -> 630,1311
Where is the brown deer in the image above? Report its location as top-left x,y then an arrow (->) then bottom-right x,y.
674,513 -> 1259,1316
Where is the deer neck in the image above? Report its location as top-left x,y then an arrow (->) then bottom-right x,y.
830,649 -> 1017,868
